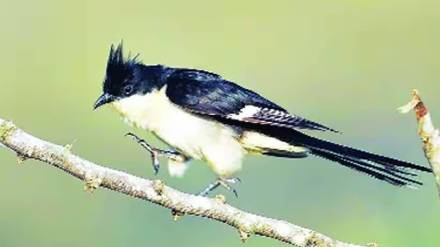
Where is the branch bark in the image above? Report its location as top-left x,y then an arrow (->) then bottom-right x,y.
399,89 -> 440,197
0,117 -> 368,247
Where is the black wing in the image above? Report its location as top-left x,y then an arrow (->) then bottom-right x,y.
165,69 -> 431,187
165,69 -> 337,132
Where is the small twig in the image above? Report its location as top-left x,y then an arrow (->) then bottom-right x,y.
399,89 -> 440,197
0,117 -> 367,247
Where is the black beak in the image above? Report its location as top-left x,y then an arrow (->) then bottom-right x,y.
93,94 -> 113,110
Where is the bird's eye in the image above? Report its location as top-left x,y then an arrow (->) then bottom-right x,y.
123,85 -> 133,95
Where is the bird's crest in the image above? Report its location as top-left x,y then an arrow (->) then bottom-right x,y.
104,42 -> 140,94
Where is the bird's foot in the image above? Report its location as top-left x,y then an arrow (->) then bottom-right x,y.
198,177 -> 241,198
125,132 -> 185,175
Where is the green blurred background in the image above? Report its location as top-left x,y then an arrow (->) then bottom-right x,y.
1,0 -> 439,246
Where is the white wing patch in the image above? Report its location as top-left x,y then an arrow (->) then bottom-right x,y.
227,105 -> 335,132
228,105 -> 295,122
227,105 -> 261,120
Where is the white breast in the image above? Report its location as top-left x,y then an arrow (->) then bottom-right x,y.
111,87 -> 245,177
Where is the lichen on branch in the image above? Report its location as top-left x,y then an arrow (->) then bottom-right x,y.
0,117 -> 367,247
399,89 -> 440,197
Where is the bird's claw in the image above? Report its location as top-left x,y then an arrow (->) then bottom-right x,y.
125,132 -> 160,174
219,178 -> 241,198
126,132 -> 184,175
198,177 -> 242,198
150,151 -> 160,175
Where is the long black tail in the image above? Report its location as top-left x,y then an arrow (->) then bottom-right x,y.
253,124 -> 432,187
292,132 -> 430,186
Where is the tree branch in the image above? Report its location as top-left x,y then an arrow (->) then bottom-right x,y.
399,89 -> 440,198
0,117 -> 368,247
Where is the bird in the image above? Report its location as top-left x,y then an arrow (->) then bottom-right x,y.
94,43 -> 431,196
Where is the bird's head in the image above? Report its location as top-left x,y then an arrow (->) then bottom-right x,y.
94,43 -> 165,110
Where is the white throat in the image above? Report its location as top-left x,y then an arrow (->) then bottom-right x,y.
111,87 -> 169,130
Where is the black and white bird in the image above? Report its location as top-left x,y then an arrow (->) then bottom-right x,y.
94,43 -> 431,196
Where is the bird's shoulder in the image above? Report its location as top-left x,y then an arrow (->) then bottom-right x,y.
164,68 -> 336,132
166,68 -> 223,83
165,68 -> 283,110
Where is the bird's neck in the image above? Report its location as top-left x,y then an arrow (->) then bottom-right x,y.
138,64 -> 175,91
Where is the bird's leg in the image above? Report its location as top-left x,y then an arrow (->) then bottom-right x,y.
198,177 -> 241,198
125,132 -> 186,175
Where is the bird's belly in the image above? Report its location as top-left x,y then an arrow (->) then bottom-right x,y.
150,112 -> 219,160
111,90 -> 245,176
145,113 -> 245,176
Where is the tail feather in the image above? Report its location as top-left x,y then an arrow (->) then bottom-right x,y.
223,118 -> 431,187
311,149 -> 422,186
301,136 -> 430,172
293,133 -> 431,187
255,125 -> 432,187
